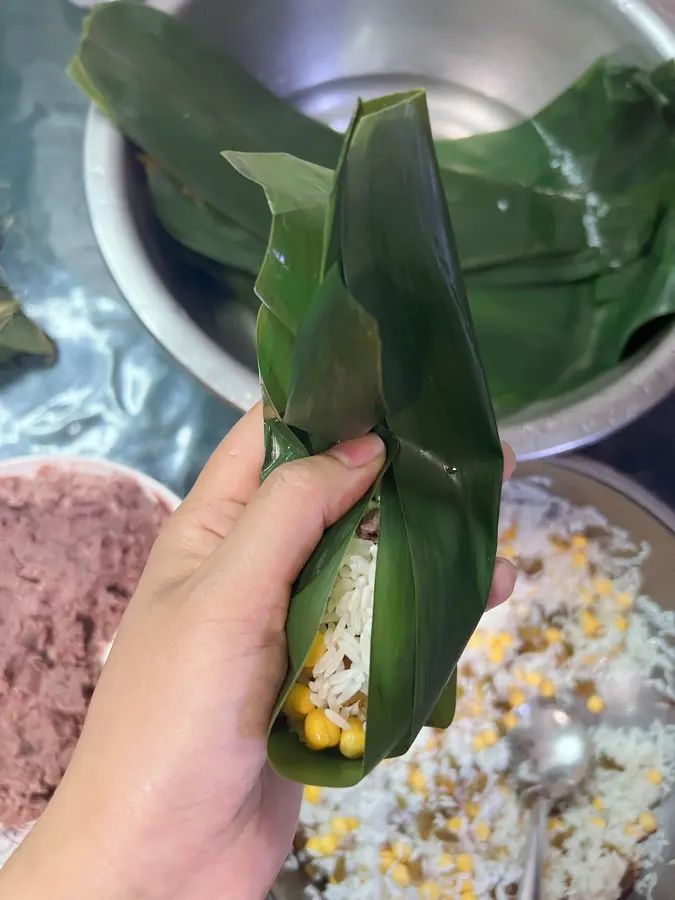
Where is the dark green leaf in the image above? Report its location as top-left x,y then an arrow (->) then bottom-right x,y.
71,3 -> 601,277
336,92 -> 502,736
0,288 -> 56,368
143,159 -> 265,273
436,56 -> 675,276
69,2 -> 340,252
223,152 -> 333,334
230,90 -> 502,785
469,204 -> 675,415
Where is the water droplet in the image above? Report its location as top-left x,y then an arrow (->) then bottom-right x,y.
497,198 -> 509,212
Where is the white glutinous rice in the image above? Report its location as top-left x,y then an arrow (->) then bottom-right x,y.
289,477 -> 675,900
308,537 -> 377,723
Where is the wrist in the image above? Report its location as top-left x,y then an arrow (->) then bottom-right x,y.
0,815 -> 135,900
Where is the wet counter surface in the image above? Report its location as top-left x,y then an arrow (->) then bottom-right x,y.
2,0 -> 675,505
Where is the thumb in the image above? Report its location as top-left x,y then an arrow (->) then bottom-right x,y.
193,433 -> 385,627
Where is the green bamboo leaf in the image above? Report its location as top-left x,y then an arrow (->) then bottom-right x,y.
427,670 -> 458,730
0,288 -> 56,368
469,205 -> 675,415
69,2 -> 340,250
438,167 -> 589,272
228,90 -> 502,785
284,265 -> 383,448
71,3 -> 597,277
337,92 -> 502,736
367,468 -> 418,763
223,152 -> 333,334
436,56 -> 675,275
256,306 -> 295,421
143,159 -> 265,273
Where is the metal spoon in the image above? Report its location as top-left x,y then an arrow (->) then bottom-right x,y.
508,699 -> 592,900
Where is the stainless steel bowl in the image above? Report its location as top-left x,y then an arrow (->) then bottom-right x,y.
84,0 -> 675,458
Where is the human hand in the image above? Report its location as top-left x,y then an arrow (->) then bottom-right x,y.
0,405 -> 516,900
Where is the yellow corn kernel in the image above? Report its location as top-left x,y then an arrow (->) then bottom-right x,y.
306,834 -> 338,855
594,578 -> 613,597
539,679 -> 556,698
339,717 -> 365,759
624,824 -> 638,837
460,881 -> 474,895
488,642 -> 505,664
346,816 -> 359,831
391,863 -> 410,888
616,592 -> 634,609
380,849 -> 395,872
305,632 -> 326,668
590,817 -> 606,828
304,785 -> 321,804
472,734 -> 485,752
331,817 -> 351,837
467,630 -> 484,649
587,694 -> 605,714
418,883 -> 443,900
409,769 -> 427,794
545,627 -> 564,644
447,816 -> 463,832
465,801 -> 480,820
571,534 -> 588,549
304,708 -> 341,750
639,811 -> 658,834
283,683 -> 315,718
580,610 -> 601,637
548,818 -> 564,831
392,841 -> 412,862
438,853 -> 454,868
508,687 -> 526,708
462,894 -> 477,900
524,671 -> 543,687
475,821 -> 491,841
457,854 -> 474,873
572,551 -> 587,569
467,700 -> 484,717
592,797 -> 604,810
502,524 -> 518,542
647,769 -> 663,786
616,616 -> 629,633
482,729 -> 498,748
503,711 -> 518,730
498,631 -> 514,647
500,544 -> 516,560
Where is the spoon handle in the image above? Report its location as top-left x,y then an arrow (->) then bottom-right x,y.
517,796 -> 550,900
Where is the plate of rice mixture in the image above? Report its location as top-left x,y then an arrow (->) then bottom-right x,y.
275,459 -> 675,900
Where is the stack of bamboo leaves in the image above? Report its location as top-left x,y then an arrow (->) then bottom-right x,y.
71,2 -> 675,415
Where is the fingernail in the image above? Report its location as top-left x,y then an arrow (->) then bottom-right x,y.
326,433 -> 385,468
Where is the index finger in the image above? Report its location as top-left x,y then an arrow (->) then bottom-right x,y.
153,404 -> 265,579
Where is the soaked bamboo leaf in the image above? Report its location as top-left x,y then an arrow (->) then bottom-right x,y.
72,3 -> 594,275
436,56 -> 675,276
229,91 -> 502,786
69,2 -> 339,249
143,159 -> 265,274
0,288 -> 56,368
